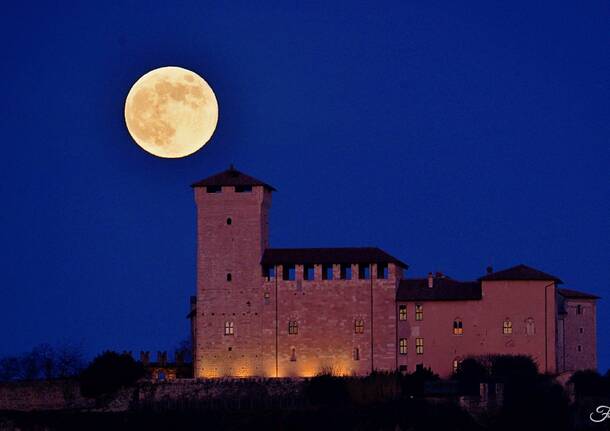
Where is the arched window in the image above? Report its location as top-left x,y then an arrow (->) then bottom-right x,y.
290,347 -> 297,362
353,347 -> 360,361
354,319 -> 365,334
288,320 -> 298,335
453,318 -> 464,335
224,321 -> 234,336
503,319 -> 513,335
226,273 -> 232,282
525,318 -> 535,336
226,217 -> 232,225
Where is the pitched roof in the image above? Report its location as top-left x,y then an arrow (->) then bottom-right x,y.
396,278 -> 482,301
191,166 -> 276,191
261,247 -> 408,268
479,264 -> 563,284
557,288 -> 600,300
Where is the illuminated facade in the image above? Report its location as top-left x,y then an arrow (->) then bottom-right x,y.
189,167 -> 599,378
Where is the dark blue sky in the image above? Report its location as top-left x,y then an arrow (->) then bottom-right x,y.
1,1 -> 608,371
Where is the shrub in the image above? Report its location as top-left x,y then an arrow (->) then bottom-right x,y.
79,351 -> 145,399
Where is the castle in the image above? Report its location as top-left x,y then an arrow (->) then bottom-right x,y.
188,167 -> 598,378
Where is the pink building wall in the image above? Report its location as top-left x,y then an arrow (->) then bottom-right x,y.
398,280 -> 557,378
557,298 -> 597,372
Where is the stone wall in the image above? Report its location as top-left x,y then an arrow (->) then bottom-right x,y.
0,380 -> 93,411
0,378 -> 304,412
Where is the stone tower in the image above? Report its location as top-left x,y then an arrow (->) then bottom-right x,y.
191,166 -> 274,377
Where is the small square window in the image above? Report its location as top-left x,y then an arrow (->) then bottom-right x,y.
354,319 -> 365,334
399,338 -> 407,355
235,185 -> 252,193
358,264 -> 370,279
399,305 -> 407,321
304,265 -> 315,281
283,265 -> 296,281
263,265 -> 275,279
377,264 -> 389,279
224,321 -> 234,336
322,264 -> 333,280
340,264 -> 352,280
288,320 -> 298,335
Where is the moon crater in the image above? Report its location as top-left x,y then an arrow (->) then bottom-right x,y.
124,67 -> 218,158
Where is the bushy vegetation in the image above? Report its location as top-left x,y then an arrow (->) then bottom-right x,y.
79,351 -> 145,399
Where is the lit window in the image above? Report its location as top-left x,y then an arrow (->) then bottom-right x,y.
416,338 -> 424,355
453,358 -> 461,373
503,319 -> 513,334
340,264 -> 352,280
320,264 -> 331,280
288,320 -> 298,335
453,319 -> 463,335
576,305 -> 582,315
283,265 -> 296,281
304,265 -> 315,281
224,321 -> 234,336
358,264 -> 370,279
355,319 -> 364,334
415,304 -> 423,321
353,347 -> 360,361
399,305 -> 407,321
290,347 -> 297,361
377,263 -> 389,279
264,291 -> 271,304
525,318 -> 535,336
399,338 -> 408,355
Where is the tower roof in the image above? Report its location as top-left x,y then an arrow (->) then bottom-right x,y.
261,247 -> 408,268
479,264 -> 563,284
557,288 -> 600,300
397,278 -> 482,301
191,165 -> 276,191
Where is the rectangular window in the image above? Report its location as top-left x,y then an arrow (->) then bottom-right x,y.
206,185 -> 221,193
399,305 -> 407,321
283,264 -> 296,281
304,264 -> 315,281
224,321 -> 234,336
234,185 -> 252,193
576,305 -> 582,315
354,319 -> 365,334
358,264 -> 370,279
399,338 -> 408,355
353,348 -> 360,361
415,304 -> 423,321
322,264 -> 333,280
577,345 -> 582,352
340,264 -> 352,280
263,265 -> 275,279
416,338 -> 424,355
453,319 -> 463,335
377,263 -> 389,279
288,320 -> 298,335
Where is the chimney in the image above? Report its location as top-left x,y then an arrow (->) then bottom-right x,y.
427,272 -> 433,288
486,266 -> 493,275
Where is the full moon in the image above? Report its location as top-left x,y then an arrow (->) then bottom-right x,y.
124,66 -> 218,158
